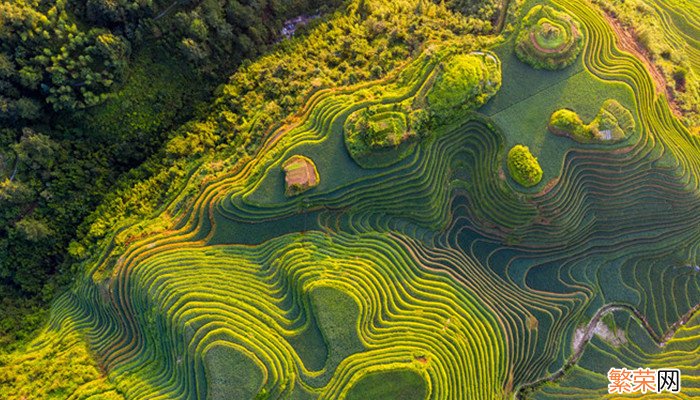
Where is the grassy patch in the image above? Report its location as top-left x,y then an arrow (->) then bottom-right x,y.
345,369 -> 427,400
204,344 -> 264,400
287,305 -> 329,372
309,286 -> 365,367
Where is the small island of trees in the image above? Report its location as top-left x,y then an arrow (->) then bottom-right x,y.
549,99 -> 635,143
515,5 -> 584,70
507,145 -> 543,187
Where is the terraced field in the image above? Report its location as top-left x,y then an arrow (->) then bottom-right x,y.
2,0 -> 699,399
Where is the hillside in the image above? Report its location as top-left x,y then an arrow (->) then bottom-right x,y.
1,0 -> 699,399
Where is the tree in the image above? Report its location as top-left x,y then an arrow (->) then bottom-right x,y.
507,145 -> 543,187
13,129 -> 59,172
0,1 -> 130,113
14,218 -> 53,242
0,179 -> 33,204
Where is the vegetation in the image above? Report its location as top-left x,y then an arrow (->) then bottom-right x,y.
549,99 -> 635,142
440,0 -> 503,28
0,0 -> 346,347
1,0 -> 700,400
344,50 -> 501,167
515,5 -> 583,70
346,107 -> 416,153
343,84 -> 431,166
0,0 -> 496,349
66,0 -> 345,75
73,0 -> 492,265
548,109 -> 587,139
154,0 -> 343,74
427,52 -> 502,119
592,0 -> 700,130
345,369 -> 427,400
0,0 -> 129,115
507,144 -> 543,187
0,320 -> 123,399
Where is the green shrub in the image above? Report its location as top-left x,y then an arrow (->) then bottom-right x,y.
344,89 -> 430,167
549,99 -> 635,142
0,1 -> 130,114
549,108 -> 592,141
597,99 -> 635,134
507,145 -> 543,187
427,52 -> 501,119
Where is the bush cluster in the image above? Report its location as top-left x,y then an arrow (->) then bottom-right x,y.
427,52 -> 502,119
0,0 -> 129,118
549,99 -> 635,142
507,144 -> 543,187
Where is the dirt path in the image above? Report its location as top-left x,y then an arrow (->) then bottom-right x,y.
514,301 -> 699,399
494,0 -> 511,34
602,13 -> 684,119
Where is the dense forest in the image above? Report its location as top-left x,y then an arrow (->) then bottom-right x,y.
0,0 -> 504,348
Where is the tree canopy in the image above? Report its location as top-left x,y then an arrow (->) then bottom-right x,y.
507,144 -> 543,187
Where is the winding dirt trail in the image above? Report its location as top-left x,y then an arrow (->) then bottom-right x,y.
494,0 -> 511,34
602,12 -> 684,120
515,301 -> 700,398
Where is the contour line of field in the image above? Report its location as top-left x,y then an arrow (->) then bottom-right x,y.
514,300 -> 700,399
600,9 -> 682,121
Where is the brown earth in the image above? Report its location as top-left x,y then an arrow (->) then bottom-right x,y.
283,156 -> 319,196
284,161 -> 317,188
602,12 -> 684,120
414,355 -> 428,364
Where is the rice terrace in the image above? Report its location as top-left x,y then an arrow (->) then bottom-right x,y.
0,0 -> 699,399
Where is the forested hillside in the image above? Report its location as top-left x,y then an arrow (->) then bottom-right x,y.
0,0 -> 503,348
0,0 -> 349,347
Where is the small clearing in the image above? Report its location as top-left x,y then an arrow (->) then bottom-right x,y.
282,155 -> 320,196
